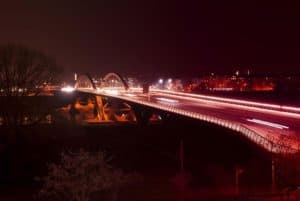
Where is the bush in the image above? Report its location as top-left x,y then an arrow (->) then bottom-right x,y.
37,149 -> 139,201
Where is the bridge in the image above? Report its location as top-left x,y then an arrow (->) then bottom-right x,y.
68,73 -> 300,154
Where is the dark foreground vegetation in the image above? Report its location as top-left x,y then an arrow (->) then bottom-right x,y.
1,113 -> 295,201
0,93 -> 300,201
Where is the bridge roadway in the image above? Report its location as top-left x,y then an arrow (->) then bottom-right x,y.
77,88 -> 300,153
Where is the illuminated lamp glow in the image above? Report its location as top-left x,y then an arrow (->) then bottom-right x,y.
61,86 -> 75,93
246,118 -> 289,129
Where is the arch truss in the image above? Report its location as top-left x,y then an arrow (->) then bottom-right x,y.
102,72 -> 129,90
75,74 -> 96,90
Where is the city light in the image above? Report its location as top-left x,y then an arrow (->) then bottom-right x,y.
168,78 -> 172,83
158,79 -> 163,84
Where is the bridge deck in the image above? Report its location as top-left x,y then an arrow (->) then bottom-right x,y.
76,88 -> 300,153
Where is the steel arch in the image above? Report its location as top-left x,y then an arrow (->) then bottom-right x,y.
103,72 -> 129,90
74,73 -> 96,90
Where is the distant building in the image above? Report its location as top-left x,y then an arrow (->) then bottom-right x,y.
186,72 -> 278,92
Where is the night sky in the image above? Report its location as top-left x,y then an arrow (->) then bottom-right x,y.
1,1 -> 300,79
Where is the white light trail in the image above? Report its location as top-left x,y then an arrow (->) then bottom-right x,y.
103,89 -> 119,95
151,89 -> 300,113
123,93 -> 137,97
156,97 -> 179,103
153,92 -> 300,119
246,118 -> 289,130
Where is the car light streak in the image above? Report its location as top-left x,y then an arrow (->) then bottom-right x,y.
156,97 -> 179,103
151,89 -> 300,113
153,92 -> 300,119
103,89 -> 119,95
246,118 -> 289,129
123,93 -> 137,97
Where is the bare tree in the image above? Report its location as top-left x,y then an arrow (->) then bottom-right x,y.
0,43 -> 62,126
0,44 -> 62,180
37,149 -> 139,201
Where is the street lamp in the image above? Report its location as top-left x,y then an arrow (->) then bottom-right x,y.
235,165 -> 244,194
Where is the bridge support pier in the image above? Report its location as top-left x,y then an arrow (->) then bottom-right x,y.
69,101 -> 78,123
133,105 -> 153,126
95,96 -> 109,121
94,95 -> 137,123
159,112 -> 172,123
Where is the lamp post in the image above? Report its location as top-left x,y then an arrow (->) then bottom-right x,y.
272,157 -> 275,192
178,139 -> 185,201
235,165 -> 244,194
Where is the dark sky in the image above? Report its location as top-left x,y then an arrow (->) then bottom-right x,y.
1,1 -> 300,78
